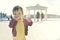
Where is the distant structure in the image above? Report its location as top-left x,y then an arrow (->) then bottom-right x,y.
0,12 -> 10,21
26,4 -> 48,22
0,12 -> 6,18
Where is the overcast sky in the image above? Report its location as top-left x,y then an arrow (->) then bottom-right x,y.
0,0 -> 60,15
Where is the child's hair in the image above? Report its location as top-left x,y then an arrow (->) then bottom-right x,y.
12,5 -> 23,14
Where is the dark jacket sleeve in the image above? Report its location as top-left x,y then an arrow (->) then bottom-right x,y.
9,19 -> 17,28
28,21 -> 33,26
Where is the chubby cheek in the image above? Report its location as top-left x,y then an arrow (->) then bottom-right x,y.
13,13 -> 23,18
14,15 -> 23,19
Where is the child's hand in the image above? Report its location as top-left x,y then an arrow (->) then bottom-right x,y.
14,17 -> 18,21
26,17 -> 32,22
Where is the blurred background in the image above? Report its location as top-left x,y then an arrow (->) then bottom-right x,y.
0,0 -> 60,40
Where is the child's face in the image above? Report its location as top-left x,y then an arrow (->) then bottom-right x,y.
13,10 -> 23,20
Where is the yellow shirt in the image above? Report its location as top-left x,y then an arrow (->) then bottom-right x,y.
14,20 -> 25,40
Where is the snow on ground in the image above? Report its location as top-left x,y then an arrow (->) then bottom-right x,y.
0,18 -> 60,40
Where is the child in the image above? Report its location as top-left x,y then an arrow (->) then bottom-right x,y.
9,6 -> 33,40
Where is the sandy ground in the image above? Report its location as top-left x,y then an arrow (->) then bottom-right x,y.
0,19 -> 60,40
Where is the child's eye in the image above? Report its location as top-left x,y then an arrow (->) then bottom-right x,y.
13,13 -> 17,15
